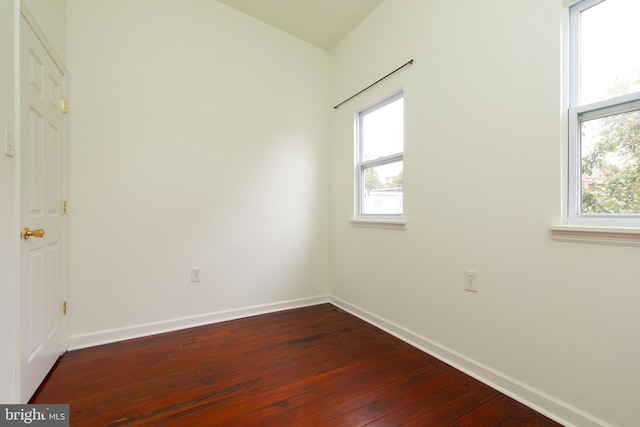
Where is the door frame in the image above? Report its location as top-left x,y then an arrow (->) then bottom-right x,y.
18,4 -> 69,403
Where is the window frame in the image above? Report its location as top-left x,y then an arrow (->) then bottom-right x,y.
566,0 -> 640,227
355,91 -> 405,221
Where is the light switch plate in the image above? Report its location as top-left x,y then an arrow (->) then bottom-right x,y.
4,128 -> 15,157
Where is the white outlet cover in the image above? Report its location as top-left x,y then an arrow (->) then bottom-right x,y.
464,270 -> 478,292
191,267 -> 202,282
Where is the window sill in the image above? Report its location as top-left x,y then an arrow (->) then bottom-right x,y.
351,218 -> 407,230
550,225 -> 640,247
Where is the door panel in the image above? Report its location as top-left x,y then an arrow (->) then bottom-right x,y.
20,15 -> 67,403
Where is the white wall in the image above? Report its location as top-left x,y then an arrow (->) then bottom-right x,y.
330,1 -> 639,426
66,0 -> 330,344
0,0 -> 17,405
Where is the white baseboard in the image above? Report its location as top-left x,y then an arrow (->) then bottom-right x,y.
68,294 -> 330,350
330,296 -> 610,427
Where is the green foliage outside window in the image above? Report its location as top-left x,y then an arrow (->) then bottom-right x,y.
581,79 -> 640,214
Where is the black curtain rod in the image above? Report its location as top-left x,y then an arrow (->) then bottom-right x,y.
333,59 -> 414,109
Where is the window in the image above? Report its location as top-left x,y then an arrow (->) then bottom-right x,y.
568,0 -> 640,226
356,92 -> 404,219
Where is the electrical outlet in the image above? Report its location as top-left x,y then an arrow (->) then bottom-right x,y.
464,270 -> 478,292
191,267 -> 202,282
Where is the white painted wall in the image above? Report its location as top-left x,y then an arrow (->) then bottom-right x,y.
0,0 -> 17,405
330,1 -> 639,426
66,0 -> 330,343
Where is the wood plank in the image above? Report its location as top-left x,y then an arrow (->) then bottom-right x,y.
361,373 -> 484,426
401,381 -> 501,426
447,394 -> 529,426
498,407 -> 565,427
30,304 -> 562,426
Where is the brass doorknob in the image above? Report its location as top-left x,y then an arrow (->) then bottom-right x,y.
23,227 -> 45,240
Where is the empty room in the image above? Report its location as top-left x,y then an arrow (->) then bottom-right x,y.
1,0 -> 638,425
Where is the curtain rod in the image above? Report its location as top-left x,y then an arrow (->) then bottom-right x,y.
333,59 -> 414,110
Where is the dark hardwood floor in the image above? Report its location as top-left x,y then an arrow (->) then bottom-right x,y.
31,304 -> 562,426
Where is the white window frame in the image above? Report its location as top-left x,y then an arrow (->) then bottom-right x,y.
552,0 -> 640,246
355,91 -> 405,223
566,0 -> 640,228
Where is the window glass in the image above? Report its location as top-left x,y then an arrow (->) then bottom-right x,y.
579,0 -> 640,105
361,98 -> 404,161
581,109 -> 640,214
362,162 -> 403,215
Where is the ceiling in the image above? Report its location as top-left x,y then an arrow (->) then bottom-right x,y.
216,0 -> 384,51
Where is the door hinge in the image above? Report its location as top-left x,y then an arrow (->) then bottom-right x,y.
62,301 -> 67,316
63,200 -> 68,215
60,99 -> 69,113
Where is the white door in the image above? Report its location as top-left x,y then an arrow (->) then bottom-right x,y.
20,15 -> 68,402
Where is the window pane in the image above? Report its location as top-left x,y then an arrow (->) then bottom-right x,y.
580,0 -> 640,105
362,161 -> 403,215
581,109 -> 640,213
361,97 -> 404,161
